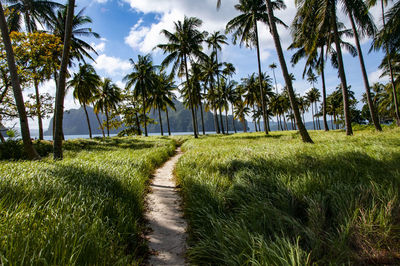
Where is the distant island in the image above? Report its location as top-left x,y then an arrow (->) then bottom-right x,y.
45,99 -> 246,135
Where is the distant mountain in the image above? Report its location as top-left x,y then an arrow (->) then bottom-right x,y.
45,100 -> 246,135
147,99 -> 245,133
44,107 -> 118,136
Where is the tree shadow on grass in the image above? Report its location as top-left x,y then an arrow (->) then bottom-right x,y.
185,150 -> 400,264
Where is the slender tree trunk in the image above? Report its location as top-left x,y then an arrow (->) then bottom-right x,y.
53,0 -> 75,160
312,103 -> 315,130
194,106 -> 199,136
331,115 -> 334,129
142,92 -> 148,136
380,0 -> 400,126
219,106 -> 225,134
0,3 -> 39,159
254,18 -> 268,135
225,107 -> 229,133
184,54 -> 198,138
199,100 -> 205,135
331,7 -> 353,135
83,103 -> 92,138
272,69 -> 278,94
232,108 -> 237,133
134,111 -> 141,136
95,112 -> 105,137
210,82 -> 220,134
158,107 -> 163,136
166,108 -> 171,136
242,118 -> 247,132
348,14 -> 382,131
34,79 -> 44,140
320,47 -> 329,131
283,114 -> 288,130
265,0 -> 313,143
105,106 -> 110,137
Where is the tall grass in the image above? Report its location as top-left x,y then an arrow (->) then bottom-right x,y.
0,137 -> 175,265
176,129 -> 400,265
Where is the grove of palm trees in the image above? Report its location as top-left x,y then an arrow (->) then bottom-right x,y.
0,0 -> 399,265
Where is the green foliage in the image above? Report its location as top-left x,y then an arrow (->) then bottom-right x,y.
0,139 -> 52,160
0,137 -> 175,264
176,129 -> 400,265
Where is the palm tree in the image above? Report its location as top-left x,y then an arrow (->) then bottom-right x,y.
264,0 -> 313,142
222,62 -> 236,131
49,7 -> 100,64
371,0 -> 400,126
151,71 -> 177,136
0,2 -> 39,159
95,78 -> 121,137
68,64 -> 100,139
6,0 -> 62,33
206,31 -> 228,134
53,0 -> 75,160
123,54 -> 157,137
226,0 -> 285,135
269,63 -> 279,93
157,16 -> 207,138
306,87 -> 321,130
340,0 -> 382,131
234,99 -> 250,132
200,53 -> 222,134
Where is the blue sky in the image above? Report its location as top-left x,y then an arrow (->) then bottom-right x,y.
23,0 -> 390,130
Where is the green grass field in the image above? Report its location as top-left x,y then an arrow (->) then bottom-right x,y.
176,128 -> 400,265
0,137 -> 175,265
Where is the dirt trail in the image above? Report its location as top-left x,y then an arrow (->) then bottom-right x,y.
146,147 -> 186,265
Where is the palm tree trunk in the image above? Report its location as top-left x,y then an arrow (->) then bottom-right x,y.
232,108 -> 237,133
254,18 -> 268,135
211,83 -> 220,134
242,118 -> 247,133
312,103 -> 315,130
380,0 -> 400,126
349,14 -> 382,131
142,92 -> 148,137
194,106 -> 199,136
105,106 -> 110,137
95,113 -> 105,137
53,0 -> 75,160
272,69 -> 278,94
158,106 -> 163,136
331,7 -> 353,136
199,100 -> 206,135
83,103 -> 92,138
219,106 -> 225,134
166,108 -> 171,136
33,79 -> 44,140
184,54 -> 198,138
265,0 -> 313,143
320,47 -> 329,131
0,3 -> 39,160
283,114 -> 288,130
225,107 -> 229,133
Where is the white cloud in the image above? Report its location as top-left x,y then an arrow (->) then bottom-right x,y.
369,69 -> 388,84
93,54 -> 131,76
91,42 -> 106,53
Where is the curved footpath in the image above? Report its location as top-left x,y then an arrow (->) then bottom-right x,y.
146,147 -> 187,265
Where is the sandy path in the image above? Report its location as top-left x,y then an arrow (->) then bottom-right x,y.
146,147 -> 186,265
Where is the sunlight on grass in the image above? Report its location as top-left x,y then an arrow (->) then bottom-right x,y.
0,137 -> 175,265
176,128 -> 400,265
